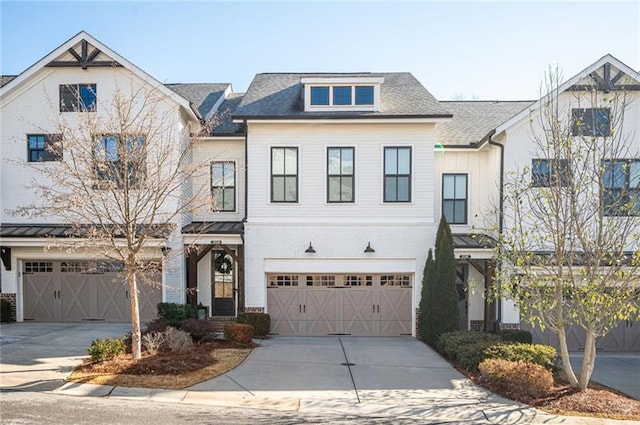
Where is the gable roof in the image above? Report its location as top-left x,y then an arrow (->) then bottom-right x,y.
495,54 -> 640,136
1,76 -> 16,88
0,31 -> 201,123
211,93 -> 246,136
233,72 -> 452,120
165,83 -> 230,118
437,100 -> 533,147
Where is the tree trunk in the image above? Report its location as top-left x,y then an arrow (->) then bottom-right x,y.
127,264 -> 142,360
558,327 -> 579,387
578,329 -> 597,390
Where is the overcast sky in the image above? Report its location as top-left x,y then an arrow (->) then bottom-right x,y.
1,1 -> 638,100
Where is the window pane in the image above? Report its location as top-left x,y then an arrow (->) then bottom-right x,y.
443,175 -> 454,198
284,176 -> 297,201
355,86 -> 374,105
104,136 -> 118,160
341,148 -> 353,174
629,192 -> 640,215
333,86 -> 351,105
212,188 -> 223,210
284,148 -> 297,173
80,84 -> 97,111
223,188 -> 235,211
397,176 -> 409,201
385,148 -> 397,174
60,85 -> 76,111
328,176 -> 341,202
328,148 -> 341,174
455,175 -> 467,199
224,163 -> 235,186
272,149 -> 284,174
272,176 -> 284,201
397,148 -> 411,174
604,161 -> 625,189
454,200 -> 466,223
443,201 -> 454,223
630,162 -> 640,189
310,87 -> 329,105
212,163 -> 224,186
385,176 -> 397,201
342,176 -> 353,201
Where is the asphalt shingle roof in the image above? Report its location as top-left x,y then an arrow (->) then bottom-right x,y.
165,83 -> 230,117
1,75 -> 17,88
234,73 -> 451,119
211,93 -> 245,136
436,100 -> 533,146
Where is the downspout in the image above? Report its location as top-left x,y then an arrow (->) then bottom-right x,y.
488,134 -> 504,330
240,121 -> 248,313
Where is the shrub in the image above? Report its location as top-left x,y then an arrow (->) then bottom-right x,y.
437,331 -> 501,360
142,331 -> 165,355
143,318 -> 170,335
163,327 -> 193,353
237,313 -> 271,337
456,340 -> 501,371
87,338 -> 125,362
0,299 -> 14,322
497,329 -> 533,344
479,358 -> 553,399
180,318 -> 219,342
483,342 -> 557,371
224,323 -> 254,344
157,302 -> 195,326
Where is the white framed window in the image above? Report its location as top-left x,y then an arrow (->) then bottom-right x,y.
211,161 -> 236,212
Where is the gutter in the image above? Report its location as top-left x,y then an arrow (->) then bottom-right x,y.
488,134 -> 504,330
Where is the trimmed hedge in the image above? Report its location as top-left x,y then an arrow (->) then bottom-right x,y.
180,318 -> 219,342
496,329 -> 533,344
479,358 -> 553,399
224,323 -> 254,344
437,331 -> 501,360
157,302 -> 195,326
483,342 -> 557,371
237,313 -> 271,337
88,337 -> 125,362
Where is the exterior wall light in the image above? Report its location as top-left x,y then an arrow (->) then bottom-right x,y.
364,242 -> 375,253
305,242 -> 316,253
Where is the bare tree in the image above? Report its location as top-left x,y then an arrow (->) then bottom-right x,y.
13,82 -> 214,359
497,67 -> 640,389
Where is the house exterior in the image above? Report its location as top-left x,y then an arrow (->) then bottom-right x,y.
1,33 -> 639,349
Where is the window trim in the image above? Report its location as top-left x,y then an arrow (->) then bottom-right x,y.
326,146 -> 355,203
442,173 -> 468,225
603,158 -> 640,216
270,146 -> 299,203
211,161 -> 236,212
27,134 -> 62,162
383,146 -> 412,203
59,83 -> 97,112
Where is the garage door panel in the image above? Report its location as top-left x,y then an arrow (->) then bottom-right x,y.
60,275 -> 95,321
23,275 -> 59,321
305,289 -> 337,335
96,276 -> 129,322
379,288 -> 412,322
138,277 -> 162,323
268,288 -> 301,335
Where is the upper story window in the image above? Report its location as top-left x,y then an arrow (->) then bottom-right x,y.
211,161 -> 236,212
572,108 -> 610,137
93,135 -> 145,188
327,147 -> 354,203
27,134 -> 62,162
603,159 -> 640,216
60,84 -> 97,112
442,174 -> 467,224
303,77 -> 383,112
271,147 -> 298,203
384,146 -> 411,202
531,159 -> 570,187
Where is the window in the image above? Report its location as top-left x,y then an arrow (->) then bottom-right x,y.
327,147 -> 354,202
211,161 -> 236,212
531,159 -> 570,187
442,174 -> 467,224
60,84 -> 97,112
384,147 -> 411,202
94,135 -> 146,187
268,275 -> 299,287
271,147 -> 298,202
27,134 -> 62,162
572,108 -> 610,137
380,274 -> 411,287
603,159 -> 640,216
310,86 -> 329,105
355,86 -> 374,105
333,86 -> 352,105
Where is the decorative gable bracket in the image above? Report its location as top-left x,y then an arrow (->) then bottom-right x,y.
46,39 -> 122,69
569,63 -> 640,93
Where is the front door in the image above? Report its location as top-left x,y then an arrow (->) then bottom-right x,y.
211,252 -> 235,316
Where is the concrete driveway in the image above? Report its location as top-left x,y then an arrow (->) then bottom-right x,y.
0,322 -> 130,392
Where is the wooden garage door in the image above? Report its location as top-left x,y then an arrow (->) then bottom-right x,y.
23,260 -> 161,323
267,274 -> 412,336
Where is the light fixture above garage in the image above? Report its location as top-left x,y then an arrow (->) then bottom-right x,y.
161,246 -> 172,256
364,242 -> 375,253
305,242 -> 316,253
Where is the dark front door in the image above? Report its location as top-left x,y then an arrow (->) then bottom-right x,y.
211,252 -> 235,316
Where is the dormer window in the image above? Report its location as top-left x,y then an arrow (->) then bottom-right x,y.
303,77 -> 383,112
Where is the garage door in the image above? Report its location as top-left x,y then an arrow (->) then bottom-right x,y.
267,273 -> 412,336
522,320 -> 640,352
23,260 -> 161,323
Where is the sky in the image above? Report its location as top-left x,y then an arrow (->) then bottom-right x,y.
1,1 -> 639,101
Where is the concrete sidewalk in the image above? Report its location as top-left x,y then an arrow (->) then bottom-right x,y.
1,323 -> 637,424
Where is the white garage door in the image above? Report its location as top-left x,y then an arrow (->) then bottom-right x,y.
23,260 -> 161,323
267,273 -> 412,336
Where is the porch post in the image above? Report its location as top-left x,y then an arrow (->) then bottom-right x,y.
237,244 -> 245,313
186,248 -> 198,308
484,259 -> 497,331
